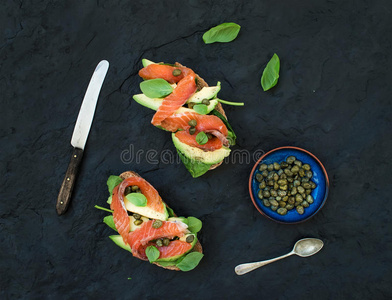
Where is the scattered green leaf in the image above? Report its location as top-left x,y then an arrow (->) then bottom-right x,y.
193,104 -> 209,115
145,246 -> 160,263
103,215 -> 117,231
128,277 -> 132,280
203,22 -> 241,44
140,78 -> 173,98
261,53 -> 280,91
107,175 -> 123,194
94,205 -> 113,213
176,252 -> 204,271
107,195 -> 112,204
125,193 -> 147,207
166,206 -> 175,217
196,132 -> 208,145
187,217 -> 202,233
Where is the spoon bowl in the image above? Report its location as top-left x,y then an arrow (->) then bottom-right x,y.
293,238 -> 324,257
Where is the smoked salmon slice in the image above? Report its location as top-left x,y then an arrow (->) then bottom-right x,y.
175,131 -> 223,151
139,64 -> 192,83
110,177 -> 165,244
128,220 -> 188,259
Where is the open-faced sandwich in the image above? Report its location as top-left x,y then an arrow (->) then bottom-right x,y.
132,59 -> 243,178
100,171 -> 203,271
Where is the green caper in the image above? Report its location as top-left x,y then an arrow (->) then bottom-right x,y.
288,183 -> 294,189
152,220 -> 163,229
172,69 -> 182,76
288,197 -> 295,205
302,201 -> 310,208
264,186 -> 270,191
287,156 -> 296,164
297,186 -> 305,194
291,187 -> 297,195
280,185 -> 288,191
306,189 -> 311,195
298,169 -> 305,177
258,190 -> 263,199
284,169 -> 293,176
133,213 -> 141,220
306,170 -> 313,178
263,199 -> 271,207
263,190 -> 270,198
136,190 -> 142,193
276,196 -> 282,201
278,190 -> 287,197
277,208 -> 287,215
294,180 -> 301,187
206,133 -> 213,139
280,173 -> 287,179
188,119 -> 197,127
267,172 -> 274,180
201,98 -> 210,105
271,205 -> 278,211
274,182 -> 279,190
287,177 -> 294,183
188,103 -> 195,109
156,239 -> 163,247
259,180 -> 266,189
189,127 -> 196,135
273,173 -> 279,181
267,164 -> 274,171
310,181 -> 316,189
294,160 -> 302,167
291,165 -> 300,174
259,164 -> 268,171
273,162 -> 281,170
283,196 -> 289,202
262,170 -> 268,177
301,178 -> 309,183
295,194 -> 303,202
267,180 -> 274,186
277,169 -> 283,175
279,201 -> 286,208
124,186 -> 132,195
270,189 -> 278,197
256,173 -> 264,182
186,235 -> 195,243
131,185 -> 139,192
163,238 -> 170,246
134,219 -> 143,226
278,179 -> 287,185
303,164 -> 311,170
286,204 -> 294,210
302,183 -> 311,189
301,192 -> 306,199
280,161 -> 289,168
296,206 -> 304,214
269,199 -> 279,207
306,195 -> 314,204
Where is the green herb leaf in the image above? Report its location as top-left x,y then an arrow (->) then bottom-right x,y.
176,252 -> 204,271
176,149 -> 212,178
145,245 -> 160,263
140,78 -> 173,98
125,193 -> 147,207
203,22 -> 241,44
196,132 -> 208,145
107,175 -> 123,194
128,277 -> 132,280
103,215 -> 117,231
94,205 -> 113,213
107,195 -> 112,204
193,104 -> 209,115
187,217 -> 202,233
261,53 -> 280,91
166,206 -> 175,217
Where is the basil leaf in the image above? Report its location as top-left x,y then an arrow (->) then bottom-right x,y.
261,53 -> 280,91
203,22 -> 241,44
196,132 -> 208,145
140,78 -> 173,98
210,109 -> 237,145
107,175 -> 123,194
107,195 -> 112,204
193,104 -> 208,115
166,206 -> 175,218
103,215 -> 117,231
176,149 -> 212,178
187,217 -> 202,233
125,193 -> 147,207
176,252 -> 204,271
146,245 -> 160,263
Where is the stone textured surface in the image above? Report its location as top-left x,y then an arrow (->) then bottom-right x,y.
1,0 -> 392,299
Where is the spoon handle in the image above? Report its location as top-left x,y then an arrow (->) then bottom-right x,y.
235,252 -> 294,275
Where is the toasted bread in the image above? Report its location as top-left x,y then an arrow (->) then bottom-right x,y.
174,62 -> 227,170
119,171 -> 203,271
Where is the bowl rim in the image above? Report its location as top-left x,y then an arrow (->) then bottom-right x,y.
248,146 -> 329,224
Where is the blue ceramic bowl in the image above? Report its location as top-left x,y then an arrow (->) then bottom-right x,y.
249,146 -> 329,224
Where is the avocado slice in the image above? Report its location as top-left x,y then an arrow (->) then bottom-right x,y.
186,82 -> 221,103
124,198 -> 169,221
133,94 -> 218,114
172,133 -> 231,165
155,234 -> 198,262
167,217 -> 188,225
109,235 -> 132,253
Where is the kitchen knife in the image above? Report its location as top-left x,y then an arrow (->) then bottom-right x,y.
56,60 -> 109,215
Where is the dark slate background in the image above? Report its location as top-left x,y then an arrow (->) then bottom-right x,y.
1,0 -> 391,299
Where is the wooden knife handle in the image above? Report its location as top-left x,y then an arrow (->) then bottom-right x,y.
56,148 -> 84,215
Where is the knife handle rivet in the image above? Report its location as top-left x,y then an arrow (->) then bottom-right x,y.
74,155 -> 77,158
67,177 -> 70,181
60,201 -> 64,204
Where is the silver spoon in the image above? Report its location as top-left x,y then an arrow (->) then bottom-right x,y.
235,238 -> 324,275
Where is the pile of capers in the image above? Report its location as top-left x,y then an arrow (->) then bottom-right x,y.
155,237 -> 171,247
256,156 -> 316,215
188,119 -> 197,135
